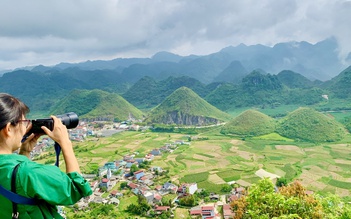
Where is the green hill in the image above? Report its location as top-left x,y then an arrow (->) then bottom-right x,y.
276,107 -> 347,142
122,76 -> 208,109
51,89 -> 143,121
145,87 -> 232,125
220,109 -> 276,136
205,71 -> 285,110
322,66 -> 351,99
206,71 -> 326,111
277,70 -> 313,88
122,76 -> 159,108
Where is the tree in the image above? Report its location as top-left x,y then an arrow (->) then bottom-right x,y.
221,184 -> 232,193
198,189 -> 209,198
276,177 -> 288,187
316,193 -> 351,218
126,195 -> 151,216
179,195 -> 197,207
230,178 -> 324,219
130,164 -> 138,175
120,181 -> 128,189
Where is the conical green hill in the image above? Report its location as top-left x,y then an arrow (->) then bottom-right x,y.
276,107 -> 347,142
51,89 -> 143,121
220,109 -> 276,136
145,86 -> 232,125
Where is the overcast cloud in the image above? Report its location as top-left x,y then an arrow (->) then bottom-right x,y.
0,0 -> 350,71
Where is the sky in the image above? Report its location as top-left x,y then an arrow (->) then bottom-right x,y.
0,0 -> 351,72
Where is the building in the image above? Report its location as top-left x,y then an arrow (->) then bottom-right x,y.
223,204 -> 234,219
178,183 -> 198,195
190,205 -> 216,219
99,178 -> 110,190
134,170 -> 145,180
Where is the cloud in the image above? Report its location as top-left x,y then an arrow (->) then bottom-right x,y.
0,0 -> 350,71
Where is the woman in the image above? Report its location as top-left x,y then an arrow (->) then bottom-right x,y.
0,93 -> 92,218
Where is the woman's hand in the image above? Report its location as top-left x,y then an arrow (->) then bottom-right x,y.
19,124 -> 42,157
41,116 -> 71,147
41,115 -> 80,173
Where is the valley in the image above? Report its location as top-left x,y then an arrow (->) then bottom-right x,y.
2,37 -> 351,218
37,127 -> 351,200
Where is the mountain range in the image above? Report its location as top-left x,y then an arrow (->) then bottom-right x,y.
0,37 -> 351,120
5,37 -> 349,83
43,37 -> 348,82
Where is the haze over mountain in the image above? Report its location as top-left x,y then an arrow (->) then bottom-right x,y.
8,38 -> 349,84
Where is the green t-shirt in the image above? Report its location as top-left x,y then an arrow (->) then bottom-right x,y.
0,154 -> 92,219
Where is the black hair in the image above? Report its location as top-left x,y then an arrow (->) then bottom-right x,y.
0,93 -> 29,130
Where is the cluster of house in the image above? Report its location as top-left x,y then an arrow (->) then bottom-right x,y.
187,187 -> 244,219
74,149 -> 247,219
30,122 -> 92,157
30,120 -> 134,157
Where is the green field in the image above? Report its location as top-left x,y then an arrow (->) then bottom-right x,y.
35,126 -> 351,204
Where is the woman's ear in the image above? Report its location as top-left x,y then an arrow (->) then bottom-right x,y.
1,123 -> 13,137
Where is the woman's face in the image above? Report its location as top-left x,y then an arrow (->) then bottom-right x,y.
12,116 -> 30,151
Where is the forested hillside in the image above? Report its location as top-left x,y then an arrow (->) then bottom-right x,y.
51,89 -> 143,121
144,87 -> 232,125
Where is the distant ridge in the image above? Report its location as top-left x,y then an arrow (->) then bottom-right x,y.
213,60 -> 249,83
51,89 -> 143,121
16,37 -> 347,83
145,87 -> 232,126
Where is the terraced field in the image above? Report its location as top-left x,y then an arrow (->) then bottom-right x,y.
37,130 -> 351,199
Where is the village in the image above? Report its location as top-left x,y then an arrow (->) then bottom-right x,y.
30,121 -> 244,219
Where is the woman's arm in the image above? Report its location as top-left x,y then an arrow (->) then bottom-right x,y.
41,116 -> 81,173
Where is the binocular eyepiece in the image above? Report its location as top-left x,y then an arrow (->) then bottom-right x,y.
26,112 -> 79,135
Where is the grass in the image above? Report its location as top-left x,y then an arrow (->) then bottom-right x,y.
220,142 -> 233,152
174,208 -> 190,219
256,104 -> 301,117
327,111 -> 351,123
252,133 -> 294,141
195,152 -> 215,158
321,177 -> 351,189
282,163 -> 297,181
197,180 -> 225,194
180,172 -> 209,183
216,169 -> 243,182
